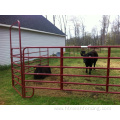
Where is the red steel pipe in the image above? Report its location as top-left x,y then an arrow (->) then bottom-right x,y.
10,20 -> 26,98
25,86 -> 60,90
63,89 -> 106,93
23,46 -> 120,49
25,80 -> 60,83
25,88 -> 34,98
24,72 -> 107,78
25,80 -> 120,87
13,79 -> 22,86
13,74 -> 22,80
22,56 -> 107,59
24,65 -> 120,70
24,65 -> 108,70
63,82 -> 106,86
12,86 -> 22,97
106,48 -> 111,92
60,48 -> 63,90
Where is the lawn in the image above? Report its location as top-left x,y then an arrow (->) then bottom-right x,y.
1,48 -> 120,105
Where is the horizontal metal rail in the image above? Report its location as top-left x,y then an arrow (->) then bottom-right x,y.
24,50 -> 48,55
24,72 -> 107,78
24,65 -> 120,70
24,71 -> 120,78
25,80 -> 60,83
21,56 -> 120,59
25,86 -> 61,90
11,45 -> 120,50
22,56 -> 107,59
24,86 -> 120,94
23,46 -> 120,49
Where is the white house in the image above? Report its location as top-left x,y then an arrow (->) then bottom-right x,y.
0,15 -> 66,65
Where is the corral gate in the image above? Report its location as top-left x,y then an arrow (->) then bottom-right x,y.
10,21 -> 120,98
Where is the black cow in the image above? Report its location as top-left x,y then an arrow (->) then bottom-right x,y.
34,64 -> 51,79
81,50 -> 98,75
80,51 -> 86,56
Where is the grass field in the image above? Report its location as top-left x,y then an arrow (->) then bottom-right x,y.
1,48 -> 120,105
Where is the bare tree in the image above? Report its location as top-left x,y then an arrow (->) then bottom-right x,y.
110,16 -> 120,45
53,15 -> 56,25
70,16 -> 87,45
68,26 -> 72,39
91,27 -> 98,45
70,16 -> 80,45
116,15 -> 120,33
115,15 -> 120,44
62,15 -> 68,35
70,16 -> 79,38
57,15 -> 63,32
100,15 -> 110,45
111,21 -> 117,44
81,20 -> 85,45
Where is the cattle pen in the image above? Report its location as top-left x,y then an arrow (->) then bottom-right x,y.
10,20 -> 120,98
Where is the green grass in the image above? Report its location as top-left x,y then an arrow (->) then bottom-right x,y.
1,48 -> 120,105
0,65 -> 11,71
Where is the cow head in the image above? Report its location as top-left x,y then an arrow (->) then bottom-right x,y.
80,51 -> 86,56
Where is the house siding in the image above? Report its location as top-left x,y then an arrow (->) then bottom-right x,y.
0,27 -> 65,65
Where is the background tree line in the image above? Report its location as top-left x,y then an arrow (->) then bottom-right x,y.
45,15 -> 120,46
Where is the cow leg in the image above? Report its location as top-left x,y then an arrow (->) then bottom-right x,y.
89,64 -> 92,75
94,62 -> 96,70
86,64 -> 88,73
91,63 -> 93,71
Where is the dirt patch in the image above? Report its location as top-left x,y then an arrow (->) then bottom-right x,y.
26,80 -> 92,98
95,87 -> 105,91
0,101 -> 5,105
85,78 -> 91,82
34,89 -> 90,98
90,93 -> 100,99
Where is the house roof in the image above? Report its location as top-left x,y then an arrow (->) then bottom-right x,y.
0,15 -> 65,36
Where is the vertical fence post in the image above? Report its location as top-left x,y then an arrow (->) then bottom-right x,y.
10,27 -> 14,87
22,48 -> 26,98
27,48 -> 30,72
60,48 -> 63,90
39,48 -> 41,65
47,48 -> 49,66
11,49 -> 15,86
18,21 -> 25,98
106,47 -> 111,92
